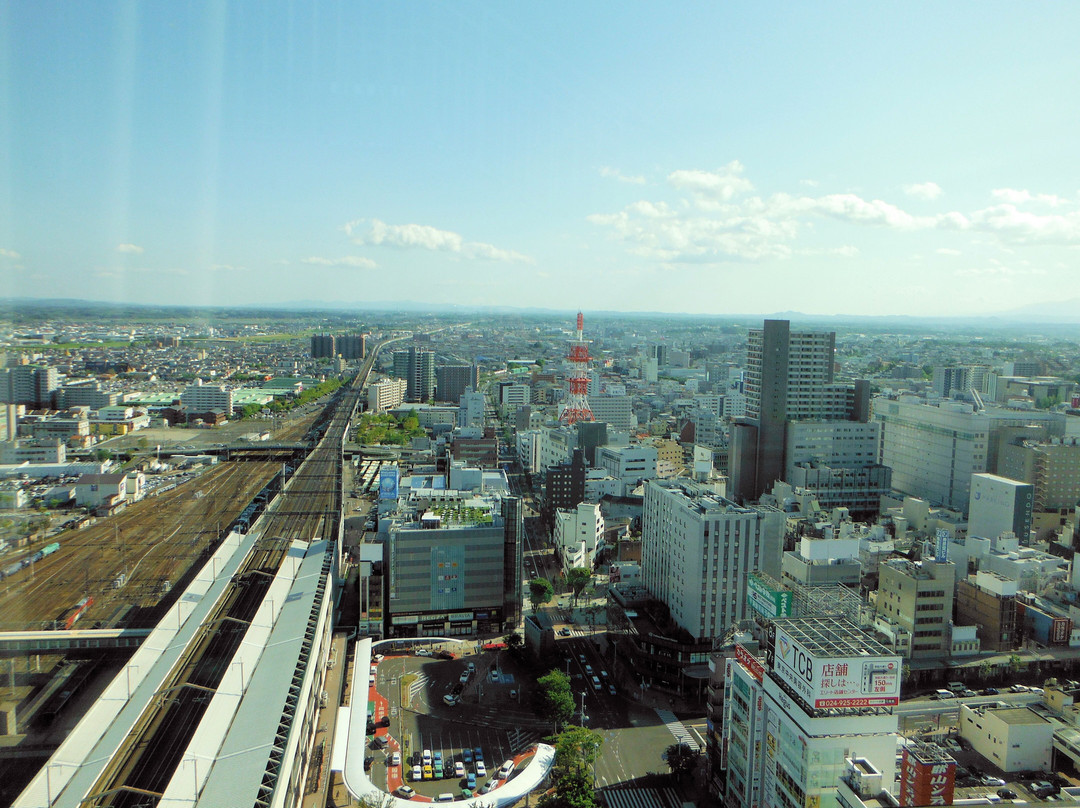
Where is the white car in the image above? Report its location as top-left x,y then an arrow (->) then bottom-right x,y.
398,785 -> 416,798
411,765 -> 422,781
455,761 -> 466,778
416,648 -> 432,657
391,752 -> 401,766
476,762 -> 487,777
422,749 -> 432,765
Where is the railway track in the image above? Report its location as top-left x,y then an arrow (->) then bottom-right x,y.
0,462 -> 281,631
82,355 -> 376,807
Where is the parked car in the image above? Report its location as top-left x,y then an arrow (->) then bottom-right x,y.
477,762 -> 487,777
391,752 -> 401,766
467,772 -> 477,789
981,776 -> 1006,787
455,761 -> 466,778
411,765 -> 422,781
480,779 -> 497,794
997,789 -> 1018,800
462,748 -> 473,764
983,687 -> 1000,695
474,747 -> 484,761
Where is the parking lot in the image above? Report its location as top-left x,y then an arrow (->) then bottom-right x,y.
365,644 -> 549,801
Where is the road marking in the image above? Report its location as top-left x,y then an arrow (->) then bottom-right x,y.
654,708 -> 700,751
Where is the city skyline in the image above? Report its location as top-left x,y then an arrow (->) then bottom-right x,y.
3,3 -> 1079,317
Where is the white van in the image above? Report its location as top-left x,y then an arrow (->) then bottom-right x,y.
498,759 -> 516,779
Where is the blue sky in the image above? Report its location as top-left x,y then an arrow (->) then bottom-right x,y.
2,2 -> 1078,316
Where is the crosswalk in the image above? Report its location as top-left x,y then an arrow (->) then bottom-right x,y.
654,708 -> 700,751
601,786 -> 681,808
506,726 -> 541,753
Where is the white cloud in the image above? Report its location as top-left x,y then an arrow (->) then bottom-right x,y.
211,264 -> 248,272
954,265 -> 1047,278
936,247 -> 962,256
991,188 -> 1069,207
589,163 -> 1080,265
668,161 -> 754,203
0,248 -> 20,260
116,243 -> 144,254
903,182 -> 943,200
301,256 -> 377,269
346,218 -> 533,263
599,166 -> 646,185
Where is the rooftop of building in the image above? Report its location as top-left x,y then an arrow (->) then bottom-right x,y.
881,557 -> 953,579
981,705 -> 1051,726
771,615 -> 896,658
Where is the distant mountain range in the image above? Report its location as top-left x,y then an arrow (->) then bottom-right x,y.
2,296 -> 1080,330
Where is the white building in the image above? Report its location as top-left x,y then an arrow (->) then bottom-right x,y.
589,394 -> 635,433
641,478 -> 784,641
958,703 -> 1053,772
554,501 -> 604,572
597,444 -> 658,495
498,383 -> 530,408
367,377 -> 408,413
967,472 -> 1034,541
457,389 -> 486,428
181,380 -> 233,415
873,396 -> 1064,512
723,621 -> 900,808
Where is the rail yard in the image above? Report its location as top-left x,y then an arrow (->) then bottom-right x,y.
0,461 -> 282,632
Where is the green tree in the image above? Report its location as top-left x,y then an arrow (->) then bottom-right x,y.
529,577 -> 554,613
504,631 -> 524,652
566,567 -> 592,605
95,448 -> 113,463
535,669 -> 575,731
664,742 -> 697,782
537,726 -> 603,808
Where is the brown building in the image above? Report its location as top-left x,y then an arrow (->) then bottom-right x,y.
955,571 -> 1018,653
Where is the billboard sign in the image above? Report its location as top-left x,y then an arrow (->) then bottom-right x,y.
747,573 -> 793,620
934,529 -> 950,563
772,628 -> 901,708
379,467 -> 400,500
735,643 -> 765,683
899,748 -> 956,807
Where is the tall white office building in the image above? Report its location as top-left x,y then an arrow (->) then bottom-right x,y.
641,479 -> 784,641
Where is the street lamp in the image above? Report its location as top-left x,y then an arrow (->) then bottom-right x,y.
579,691 -> 588,726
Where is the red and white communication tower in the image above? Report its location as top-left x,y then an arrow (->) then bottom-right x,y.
559,311 -> 594,425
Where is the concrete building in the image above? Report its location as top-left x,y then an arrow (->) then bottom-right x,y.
2,365 -> 58,408
785,420 -> 891,516
384,481 -> 522,637
435,364 -> 478,404
554,501 -> 604,572
641,478 -> 784,641
955,570 -> 1018,652
544,448 -> 586,527
597,444 -> 658,496
875,558 -> 955,659
336,333 -> 366,360
367,377 -> 408,413
968,472 -> 1034,542
588,394 -> 635,433
781,533 -> 862,589
57,381 -> 118,409
310,333 -> 336,358
181,380 -> 233,416
720,619 -> 900,808
999,437 -> 1080,513
497,382 -> 530,409
958,703 -> 1054,773
457,389 -> 486,428
873,396 -> 1064,513
0,439 -> 66,464
732,320 -> 870,503
392,346 -> 436,402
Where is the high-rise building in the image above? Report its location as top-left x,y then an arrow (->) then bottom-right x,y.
544,448 -> 587,527
873,397 -> 1063,512
641,479 -> 784,641
310,333 -> 336,358
337,334 -> 366,360
2,365 -> 58,408
180,380 -> 233,415
732,320 -> 868,503
435,364 -> 478,403
392,347 -> 436,402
